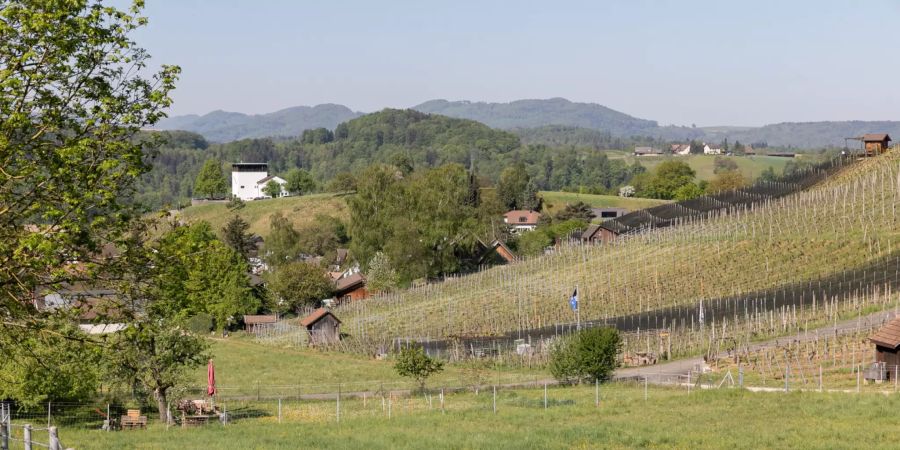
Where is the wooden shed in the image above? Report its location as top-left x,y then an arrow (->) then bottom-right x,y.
334,273 -> 368,301
862,134 -> 891,157
581,223 -> 619,244
300,308 -> 341,346
868,316 -> 900,380
243,314 -> 277,332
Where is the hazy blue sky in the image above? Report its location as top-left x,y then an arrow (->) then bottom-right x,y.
131,0 -> 900,126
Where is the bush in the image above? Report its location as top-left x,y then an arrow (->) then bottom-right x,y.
394,345 -> 444,391
549,327 -> 621,383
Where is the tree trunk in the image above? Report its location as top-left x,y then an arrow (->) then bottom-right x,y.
154,387 -> 172,425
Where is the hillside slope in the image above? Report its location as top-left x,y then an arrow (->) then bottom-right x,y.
338,151 -> 900,346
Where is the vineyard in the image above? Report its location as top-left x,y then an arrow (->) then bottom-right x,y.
333,151 -> 900,357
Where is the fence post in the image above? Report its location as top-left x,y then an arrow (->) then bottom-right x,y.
23,424 -> 31,450
440,388 -> 444,414
595,379 -> 600,408
336,385 -> 341,423
738,366 -> 743,388
819,365 -> 823,392
278,398 -> 282,424
543,383 -> 548,410
388,394 -> 392,419
857,364 -> 861,393
48,426 -> 59,450
47,401 -> 51,429
492,386 -> 497,414
1,403 -> 8,450
784,365 -> 789,393
106,404 -> 110,432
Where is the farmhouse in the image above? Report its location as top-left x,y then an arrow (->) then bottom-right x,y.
670,144 -> 692,155
633,146 -> 663,156
334,272 -> 368,301
862,133 -> 892,157
300,308 -> 341,346
255,175 -> 288,198
703,143 -> 723,155
868,317 -> 900,380
504,210 -> 541,232
243,314 -> 277,332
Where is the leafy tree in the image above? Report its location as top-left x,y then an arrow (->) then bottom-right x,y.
497,162 -> 530,210
555,202 -> 595,222
550,327 -> 621,383
394,345 -> 444,392
713,156 -> 739,174
226,196 -> 246,210
673,183 -> 705,201
619,185 -> 635,197
520,178 -> 543,211
390,153 -> 415,176
759,166 -> 777,182
285,168 -> 317,195
639,160 -> 697,200
301,127 -> 334,144
194,159 -> 229,199
296,214 -> 348,258
0,0 -> 177,335
264,261 -> 334,313
515,228 -> 553,256
264,212 -> 300,267
263,179 -> 283,198
707,170 -> 749,193
222,215 -> 255,260
366,251 -> 399,293
326,172 -> 358,193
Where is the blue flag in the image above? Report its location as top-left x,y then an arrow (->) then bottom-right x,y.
569,288 -> 578,311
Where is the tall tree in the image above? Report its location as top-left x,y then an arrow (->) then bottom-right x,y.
285,168 -> 317,195
194,159 -> 229,199
262,179 -> 283,198
222,215 -> 254,260
264,262 -> 334,314
264,212 -> 300,267
497,162 -> 530,210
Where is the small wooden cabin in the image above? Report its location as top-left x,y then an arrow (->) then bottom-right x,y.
862,134 -> 891,157
868,317 -> 900,380
300,308 -> 341,346
334,273 -> 368,301
243,314 -> 277,332
581,223 -> 619,244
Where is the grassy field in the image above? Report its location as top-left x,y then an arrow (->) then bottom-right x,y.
178,193 -> 349,237
337,151 -> 900,347
539,191 -> 668,215
58,384 -> 900,449
192,336 -> 547,397
605,150 -> 794,182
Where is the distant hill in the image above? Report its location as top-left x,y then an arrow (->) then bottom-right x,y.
413,98 -> 661,137
155,104 -> 362,142
703,121 -> 900,148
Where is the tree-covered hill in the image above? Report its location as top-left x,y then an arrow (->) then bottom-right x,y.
154,104 -> 362,142
702,121 -> 900,148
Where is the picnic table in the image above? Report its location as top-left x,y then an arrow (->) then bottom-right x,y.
178,399 -> 222,428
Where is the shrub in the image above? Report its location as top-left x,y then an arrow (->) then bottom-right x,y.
394,345 -> 444,391
549,327 -> 621,383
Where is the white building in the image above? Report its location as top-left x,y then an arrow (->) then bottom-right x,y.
255,175 -> 289,198
670,144 -> 692,155
703,143 -> 723,155
231,163 -> 270,200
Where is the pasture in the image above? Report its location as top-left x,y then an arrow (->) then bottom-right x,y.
539,191 -> 668,215
607,151 -> 793,182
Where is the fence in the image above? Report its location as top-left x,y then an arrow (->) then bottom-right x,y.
0,403 -> 69,450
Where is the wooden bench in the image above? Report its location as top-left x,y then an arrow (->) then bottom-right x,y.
120,409 -> 147,429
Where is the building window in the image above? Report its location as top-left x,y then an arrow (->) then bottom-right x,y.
240,185 -> 244,189
519,217 -> 527,223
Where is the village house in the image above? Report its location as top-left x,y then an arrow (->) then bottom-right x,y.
300,308 -> 341,346
703,143 -> 723,155
503,210 -> 541,232
670,144 -> 692,156
231,163 -> 288,200
633,146 -> 663,156
334,272 -> 368,301
254,175 -> 289,198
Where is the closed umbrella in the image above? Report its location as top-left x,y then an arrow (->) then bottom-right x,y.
207,359 -> 216,397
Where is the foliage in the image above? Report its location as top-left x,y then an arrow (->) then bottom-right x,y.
0,0 -> 177,329
221,215 -> 255,260
513,219 -> 587,257
365,251 -> 400,293
226,196 -> 246,210
194,159 -> 229,199
393,345 -> 444,391
554,201 -> 595,222
326,172 -> 358,193
759,166 -> 777,182
673,183 -> 705,200
264,261 -> 334,313
619,185 -> 635,197
285,168 -> 317,195
707,170 -> 749,193
263,179 -> 283,198
263,212 -> 300,267
636,160 -> 697,199
497,163 -> 531,210
713,156 -> 739,174
296,214 -> 349,259
550,327 -> 621,383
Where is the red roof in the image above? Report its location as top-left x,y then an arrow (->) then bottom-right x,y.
504,210 -> 541,226
862,133 -> 891,142
243,314 -> 277,325
334,273 -> 365,294
870,316 -> 900,348
300,308 -> 341,327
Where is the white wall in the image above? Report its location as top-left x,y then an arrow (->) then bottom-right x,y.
232,170 -> 267,200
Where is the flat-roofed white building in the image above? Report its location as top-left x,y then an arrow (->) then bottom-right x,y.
232,163 -> 269,200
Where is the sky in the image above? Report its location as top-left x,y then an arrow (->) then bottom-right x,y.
128,0 -> 900,126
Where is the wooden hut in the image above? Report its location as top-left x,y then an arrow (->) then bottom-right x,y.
868,317 -> 900,380
581,223 -> 620,244
862,134 -> 891,157
334,273 -> 368,301
300,308 -> 341,346
243,314 -> 277,332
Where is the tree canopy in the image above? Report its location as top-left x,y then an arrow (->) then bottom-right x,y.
194,158 -> 229,199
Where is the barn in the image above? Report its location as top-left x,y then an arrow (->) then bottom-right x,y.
300,308 -> 341,346
868,316 -> 900,380
862,134 -> 891,157
243,314 -> 277,332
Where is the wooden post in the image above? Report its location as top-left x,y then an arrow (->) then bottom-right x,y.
819,366 -> 823,392
544,383 -> 548,409
738,366 -> 743,388
336,386 -> 341,423
23,424 -> 31,450
48,426 -> 59,450
388,394 -> 392,419
0,404 -> 7,450
440,388 -> 445,414
857,364 -> 861,393
106,404 -> 110,432
595,379 -> 600,407
644,377 -> 648,401
278,398 -> 282,424
47,402 -> 51,429
492,386 -> 497,414
785,365 -> 789,393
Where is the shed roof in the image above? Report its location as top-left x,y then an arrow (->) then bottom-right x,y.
244,314 -> 277,325
300,308 -> 341,327
870,316 -> 900,349
862,133 -> 891,142
334,272 -> 365,294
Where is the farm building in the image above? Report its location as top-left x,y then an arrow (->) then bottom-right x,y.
633,146 -> 663,156
477,239 -> 517,265
868,317 -> 900,380
581,223 -> 620,243
591,207 -> 629,220
334,272 -> 368,301
503,210 -> 541,232
862,134 -> 891,157
300,308 -> 341,346
670,144 -> 692,155
243,314 -> 277,332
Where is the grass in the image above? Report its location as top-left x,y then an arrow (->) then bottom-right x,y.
178,193 -> 349,237
59,384 -> 900,449
605,151 -> 793,182
193,336 -> 547,397
539,191 -> 669,215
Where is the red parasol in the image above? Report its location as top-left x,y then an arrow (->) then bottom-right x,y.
207,359 -> 217,397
